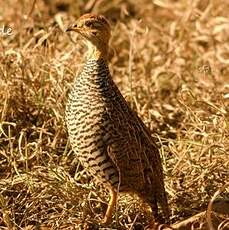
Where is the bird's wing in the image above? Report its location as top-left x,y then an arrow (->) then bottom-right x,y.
104,78 -> 164,190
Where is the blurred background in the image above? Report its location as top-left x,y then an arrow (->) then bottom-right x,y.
0,0 -> 228,229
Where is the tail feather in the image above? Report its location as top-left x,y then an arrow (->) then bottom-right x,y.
142,171 -> 170,223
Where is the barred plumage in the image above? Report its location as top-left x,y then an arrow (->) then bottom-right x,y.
65,13 -> 169,224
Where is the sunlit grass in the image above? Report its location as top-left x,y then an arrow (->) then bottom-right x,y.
0,0 -> 228,229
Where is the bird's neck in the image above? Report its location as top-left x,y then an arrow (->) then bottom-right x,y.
80,57 -> 110,84
83,57 -> 109,75
86,41 -> 109,61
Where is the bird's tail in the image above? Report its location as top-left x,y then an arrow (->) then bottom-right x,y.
142,169 -> 170,223
157,185 -> 170,223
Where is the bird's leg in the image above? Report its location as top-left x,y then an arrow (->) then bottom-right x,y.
102,188 -> 117,225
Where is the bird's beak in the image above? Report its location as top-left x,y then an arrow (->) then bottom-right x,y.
66,27 -> 72,32
66,23 -> 77,32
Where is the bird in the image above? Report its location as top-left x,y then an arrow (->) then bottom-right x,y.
65,13 -> 170,225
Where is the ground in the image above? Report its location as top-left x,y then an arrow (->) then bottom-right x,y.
0,0 -> 228,229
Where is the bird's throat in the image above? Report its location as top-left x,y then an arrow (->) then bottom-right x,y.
86,41 -> 109,61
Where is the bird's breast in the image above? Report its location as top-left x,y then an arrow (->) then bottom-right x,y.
65,77 -> 121,187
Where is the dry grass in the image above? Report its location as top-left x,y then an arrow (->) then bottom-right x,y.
0,0 -> 228,229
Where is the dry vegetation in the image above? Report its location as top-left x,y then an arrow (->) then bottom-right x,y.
0,0 -> 229,229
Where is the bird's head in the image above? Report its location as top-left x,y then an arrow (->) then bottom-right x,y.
66,14 -> 111,60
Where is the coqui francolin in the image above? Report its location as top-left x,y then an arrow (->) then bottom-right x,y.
65,13 -> 170,224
